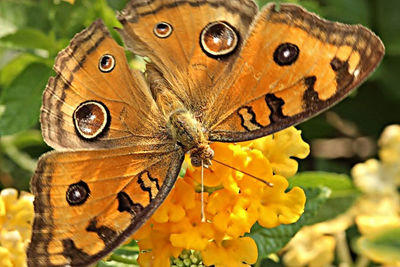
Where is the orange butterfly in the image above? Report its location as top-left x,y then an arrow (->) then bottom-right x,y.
27,0 -> 384,266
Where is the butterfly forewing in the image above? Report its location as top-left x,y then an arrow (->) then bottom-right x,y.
117,0 -> 258,114
206,3 -> 384,142
41,19 -> 166,150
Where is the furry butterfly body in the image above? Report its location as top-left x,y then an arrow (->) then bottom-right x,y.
27,1 -> 384,266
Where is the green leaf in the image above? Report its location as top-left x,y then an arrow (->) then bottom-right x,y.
10,130 -> 45,150
259,258 -> 285,267
247,187 -> 330,263
290,172 -> 360,223
0,62 -> 52,135
0,1 -> 27,37
0,53 -> 45,87
0,28 -> 58,54
87,0 -> 123,43
106,0 -> 130,11
289,172 -> 356,196
51,0 -> 122,47
2,1 -> 52,30
97,239 -> 139,266
52,1 -> 94,41
0,154 -> 32,191
357,227 -> 400,262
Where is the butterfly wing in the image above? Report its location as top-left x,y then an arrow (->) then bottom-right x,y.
29,19 -> 185,266
117,0 -> 257,112
205,3 -> 384,141
27,147 -> 184,267
42,19 -> 167,150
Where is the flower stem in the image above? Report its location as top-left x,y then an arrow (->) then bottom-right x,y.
355,255 -> 370,267
335,231 -> 353,266
1,135 -> 37,172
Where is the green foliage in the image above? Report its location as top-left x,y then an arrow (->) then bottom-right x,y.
0,63 -> 52,135
290,172 -> 359,223
97,240 -> 139,266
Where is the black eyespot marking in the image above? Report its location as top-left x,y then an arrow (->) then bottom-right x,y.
153,22 -> 173,38
98,54 -> 115,73
273,43 -> 299,66
66,181 -> 90,206
73,100 -> 110,140
200,21 -> 239,58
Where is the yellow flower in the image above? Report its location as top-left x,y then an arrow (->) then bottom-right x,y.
0,188 -> 34,267
133,127 -> 308,267
242,127 -> 310,177
378,125 -> 400,185
283,227 -> 336,267
283,212 -> 353,267
379,125 -> 400,164
257,174 -> 306,228
202,237 -> 258,267
352,159 -> 394,195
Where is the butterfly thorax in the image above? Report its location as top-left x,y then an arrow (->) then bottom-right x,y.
169,110 -> 214,167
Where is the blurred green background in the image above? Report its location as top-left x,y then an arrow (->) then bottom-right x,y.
0,0 -> 399,191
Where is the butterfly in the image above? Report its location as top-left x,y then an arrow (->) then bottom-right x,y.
27,0 -> 384,266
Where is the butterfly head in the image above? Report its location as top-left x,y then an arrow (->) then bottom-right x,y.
169,109 -> 214,167
190,144 -> 214,168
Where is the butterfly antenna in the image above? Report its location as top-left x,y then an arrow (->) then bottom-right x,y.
212,159 -> 274,187
201,160 -> 206,222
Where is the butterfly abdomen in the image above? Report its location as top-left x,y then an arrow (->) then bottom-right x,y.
168,110 -> 214,167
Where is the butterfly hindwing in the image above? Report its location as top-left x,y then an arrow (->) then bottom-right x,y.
28,147 -> 184,267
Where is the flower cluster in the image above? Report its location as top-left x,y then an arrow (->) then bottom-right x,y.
133,127 -> 309,267
0,188 -> 34,267
282,124 -> 400,267
352,125 -> 400,265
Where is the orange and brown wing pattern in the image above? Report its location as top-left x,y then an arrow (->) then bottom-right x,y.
42,19 -> 165,150
117,0 -> 257,113
207,3 -> 384,142
27,146 -> 184,267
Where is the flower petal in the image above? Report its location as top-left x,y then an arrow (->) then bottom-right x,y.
202,237 -> 258,267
